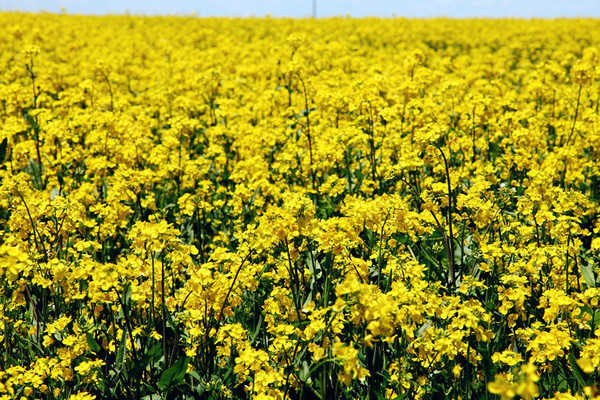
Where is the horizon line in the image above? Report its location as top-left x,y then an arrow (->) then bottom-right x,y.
1,9 -> 598,19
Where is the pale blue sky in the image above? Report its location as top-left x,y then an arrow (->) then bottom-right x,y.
1,0 -> 600,17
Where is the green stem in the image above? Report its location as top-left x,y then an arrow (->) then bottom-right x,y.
284,239 -> 304,322
565,83 -> 582,147
434,144 -> 456,286
295,73 -> 317,192
214,250 -> 253,335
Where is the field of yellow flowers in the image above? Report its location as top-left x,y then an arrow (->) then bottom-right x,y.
1,12 -> 600,400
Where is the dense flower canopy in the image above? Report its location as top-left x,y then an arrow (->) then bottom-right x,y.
0,12 -> 600,400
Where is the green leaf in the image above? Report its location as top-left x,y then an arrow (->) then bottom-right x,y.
249,187 -> 261,207
162,304 -> 181,334
26,159 -> 42,189
86,332 -> 101,354
568,352 -> 588,389
157,357 -> 189,390
131,343 -> 162,379
300,107 -> 317,117
306,252 -> 322,279
115,327 -> 128,372
581,260 -> 596,288
250,314 -> 263,344
123,284 -> 132,309
141,395 -> 163,400
24,112 -> 40,134
188,370 -> 201,381
0,138 -> 7,164
298,360 -> 311,382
